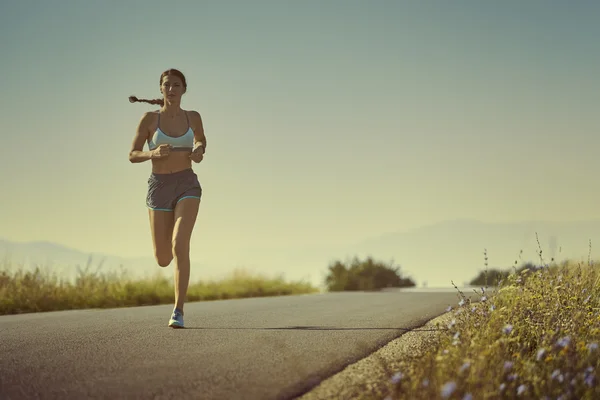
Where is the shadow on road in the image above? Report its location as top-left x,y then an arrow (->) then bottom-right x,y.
179,325 -> 448,331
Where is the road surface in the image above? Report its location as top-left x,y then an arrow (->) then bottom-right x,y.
0,289 -> 476,400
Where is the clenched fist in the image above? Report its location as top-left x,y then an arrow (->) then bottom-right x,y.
190,144 -> 204,163
151,144 -> 172,159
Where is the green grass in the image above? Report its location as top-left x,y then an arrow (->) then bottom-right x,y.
380,244 -> 600,399
0,260 -> 319,315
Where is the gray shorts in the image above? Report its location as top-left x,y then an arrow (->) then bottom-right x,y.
146,168 -> 202,211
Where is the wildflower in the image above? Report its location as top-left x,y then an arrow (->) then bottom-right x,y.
446,306 -> 452,312
536,348 -> 546,361
503,361 -> 513,371
459,299 -> 465,307
584,366 -> 595,387
517,384 -> 527,395
463,394 -> 473,400
459,362 -> 470,373
551,369 -> 564,383
587,343 -> 598,352
556,336 -> 571,348
471,306 -> 477,313
422,378 -> 429,387
390,371 -> 403,384
507,373 -> 518,381
481,295 -> 487,302
499,383 -> 506,392
440,381 -> 457,399
503,324 -> 513,335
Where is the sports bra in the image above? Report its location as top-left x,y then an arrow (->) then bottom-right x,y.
148,111 -> 194,151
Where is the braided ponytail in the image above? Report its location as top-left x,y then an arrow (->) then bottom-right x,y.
128,96 -> 164,106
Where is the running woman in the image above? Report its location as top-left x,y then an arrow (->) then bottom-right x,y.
128,68 -> 206,328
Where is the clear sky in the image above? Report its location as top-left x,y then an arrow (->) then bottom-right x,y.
1,1 -> 599,284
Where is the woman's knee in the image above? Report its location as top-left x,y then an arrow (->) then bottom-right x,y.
155,250 -> 173,267
171,238 -> 190,260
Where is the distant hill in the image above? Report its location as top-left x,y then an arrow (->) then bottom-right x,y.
0,238 -> 163,281
1,218 -> 599,288
346,218 -> 600,287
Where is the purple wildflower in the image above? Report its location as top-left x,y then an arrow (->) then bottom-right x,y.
517,384 -> 527,395
441,381 -> 457,399
536,348 -> 546,361
584,366 -> 595,387
556,336 -> 571,348
551,369 -> 564,383
390,371 -> 403,384
459,362 -> 470,373
504,361 -> 513,371
503,324 -> 513,335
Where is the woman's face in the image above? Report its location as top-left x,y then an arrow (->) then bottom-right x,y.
160,74 -> 186,101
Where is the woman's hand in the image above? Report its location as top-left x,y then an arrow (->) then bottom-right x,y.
151,144 -> 172,159
190,145 -> 204,163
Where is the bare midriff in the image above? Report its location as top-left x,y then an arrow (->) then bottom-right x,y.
151,150 -> 193,174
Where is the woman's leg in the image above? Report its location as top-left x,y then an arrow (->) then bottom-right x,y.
171,196 -> 201,313
148,210 -> 175,267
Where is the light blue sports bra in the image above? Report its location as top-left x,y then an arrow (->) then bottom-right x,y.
148,111 -> 194,151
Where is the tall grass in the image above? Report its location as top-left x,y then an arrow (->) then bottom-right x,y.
380,237 -> 600,399
0,259 -> 318,315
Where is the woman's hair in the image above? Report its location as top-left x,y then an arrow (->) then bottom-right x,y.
129,68 -> 187,106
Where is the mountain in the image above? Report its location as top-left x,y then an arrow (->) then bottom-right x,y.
0,238 -> 160,281
345,218 -> 600,287
1,218 -> 599,288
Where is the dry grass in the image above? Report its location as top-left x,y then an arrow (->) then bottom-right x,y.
0,259 -> 318,315
375,238 -> 600,399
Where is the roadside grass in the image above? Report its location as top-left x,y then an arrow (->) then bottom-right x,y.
380,239 -> 600,399
0,259 -> 319,315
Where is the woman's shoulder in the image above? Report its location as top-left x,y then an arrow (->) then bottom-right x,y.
137,110 -> 159,129
184,109 -> 202,118
184,109 -> 203,124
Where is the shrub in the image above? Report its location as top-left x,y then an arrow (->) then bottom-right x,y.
325,256 -> 416,291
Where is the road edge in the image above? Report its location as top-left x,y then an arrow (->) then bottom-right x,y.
294,311 -> 453,400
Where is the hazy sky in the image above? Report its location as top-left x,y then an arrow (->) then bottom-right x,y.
1,1 -> 599,283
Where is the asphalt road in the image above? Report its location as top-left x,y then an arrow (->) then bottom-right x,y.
0,290 -> 475,400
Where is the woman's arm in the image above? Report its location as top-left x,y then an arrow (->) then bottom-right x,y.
191,111 -> 206,153
129,112 -> 155,163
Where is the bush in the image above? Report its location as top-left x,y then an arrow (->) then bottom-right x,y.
325,256 -> 416,291
469,262 -> 544,287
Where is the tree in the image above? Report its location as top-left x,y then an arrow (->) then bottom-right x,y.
325,256 -> 416,291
